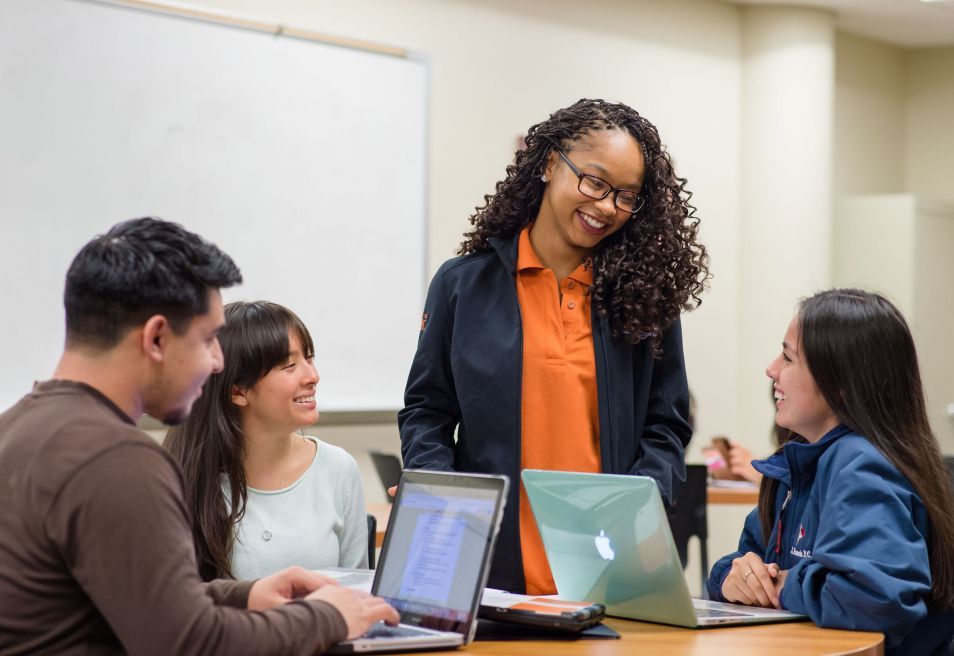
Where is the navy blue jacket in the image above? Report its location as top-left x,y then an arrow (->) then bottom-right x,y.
398,233 -> 692,592
707,426 -> 953,655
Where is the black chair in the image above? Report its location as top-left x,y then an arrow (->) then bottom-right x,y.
366,513 -> 377,569
666,464 -> 709,592
370,452 -> 403,504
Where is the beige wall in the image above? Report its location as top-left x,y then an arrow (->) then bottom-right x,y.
901,48 -> 954,452
834,32 -> 905,197
905,47 -> 954,203
833,39 -> 954,452
833,37 -> 954,204
834,36 -> 954,203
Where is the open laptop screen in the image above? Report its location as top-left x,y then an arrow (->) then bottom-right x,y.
372,471 -> 506,635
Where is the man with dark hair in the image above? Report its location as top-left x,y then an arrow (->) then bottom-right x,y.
0,218 -> 397,654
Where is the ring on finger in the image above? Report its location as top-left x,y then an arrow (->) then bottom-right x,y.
743,569 -> 755,581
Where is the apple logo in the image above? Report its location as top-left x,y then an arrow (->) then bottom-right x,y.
594,530 -> 615,561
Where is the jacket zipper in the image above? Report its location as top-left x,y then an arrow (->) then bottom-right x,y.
775,489 -> 792,555
594,312 -> 615,472
511,270 -> 525,589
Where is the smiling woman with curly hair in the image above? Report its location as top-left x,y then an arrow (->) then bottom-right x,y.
460,99 -> 708,353
398,98 -> 710,595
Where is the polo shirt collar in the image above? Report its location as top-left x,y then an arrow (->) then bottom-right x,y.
516,225 -> 593,285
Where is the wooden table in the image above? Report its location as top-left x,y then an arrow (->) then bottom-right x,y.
706,485 -> 759,505
406,618 -> 883,655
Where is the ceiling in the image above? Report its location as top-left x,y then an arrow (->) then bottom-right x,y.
726,0 -> 954,47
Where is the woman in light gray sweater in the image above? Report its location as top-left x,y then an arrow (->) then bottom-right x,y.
165,301 -> 368,580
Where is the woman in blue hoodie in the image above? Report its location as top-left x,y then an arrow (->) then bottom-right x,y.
706,289 -> 954,655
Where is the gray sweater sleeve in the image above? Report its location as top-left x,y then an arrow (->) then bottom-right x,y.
45,443 -> 347,655
337,447 -> 370,569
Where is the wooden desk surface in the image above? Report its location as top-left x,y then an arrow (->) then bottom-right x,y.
706,485 -> 759,505
458,618 -> 883,656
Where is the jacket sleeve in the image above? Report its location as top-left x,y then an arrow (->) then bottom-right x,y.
628,319 -> 692,505
706,507 -> 766,601
398,266 -> 460,472
779,447 -> 931,648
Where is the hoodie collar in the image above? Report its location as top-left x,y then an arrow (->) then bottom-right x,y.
753,424 -> 853,486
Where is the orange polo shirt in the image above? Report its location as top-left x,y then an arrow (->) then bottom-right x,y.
516,226 -> 601,595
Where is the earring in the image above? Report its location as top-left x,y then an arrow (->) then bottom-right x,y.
541,174 -> 548,183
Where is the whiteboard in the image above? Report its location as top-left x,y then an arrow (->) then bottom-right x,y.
0,0 -> 428,413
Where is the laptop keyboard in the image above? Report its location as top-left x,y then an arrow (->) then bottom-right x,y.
363,623 -> 433,639
695,608 -> 751,619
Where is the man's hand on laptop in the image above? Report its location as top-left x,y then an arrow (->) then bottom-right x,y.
307,586 -> 401,639
722,552 -> 783,609
247,566 -> 339,610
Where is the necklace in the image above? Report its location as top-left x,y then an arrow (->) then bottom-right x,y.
258,432 -> 310,543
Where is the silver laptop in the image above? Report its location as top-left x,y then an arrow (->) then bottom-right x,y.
522,470 -> 806,628
328,470 -> 509,653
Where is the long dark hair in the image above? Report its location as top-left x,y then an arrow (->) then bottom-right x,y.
164,301 -> 315,580
758,289 -> 954,608
459,98 -> 709,355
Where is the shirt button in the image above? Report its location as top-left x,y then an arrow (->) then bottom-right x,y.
567,301 -> 576,310
567,281 -> 576,290
262,530 -> 273,542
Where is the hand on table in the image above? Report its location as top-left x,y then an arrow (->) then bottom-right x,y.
721,552 -> 786,609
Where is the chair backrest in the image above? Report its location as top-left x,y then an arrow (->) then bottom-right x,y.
370,452 -> 403,503
666,464 -> 709,588
367,513 -> 377,569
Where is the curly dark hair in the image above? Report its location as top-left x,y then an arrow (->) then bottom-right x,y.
459,99 -> 710,355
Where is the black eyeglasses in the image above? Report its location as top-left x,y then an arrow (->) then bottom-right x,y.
556,149 -> 644,214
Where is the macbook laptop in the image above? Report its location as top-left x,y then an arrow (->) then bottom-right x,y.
328,469 -> 509,653
522,470 -> 806,628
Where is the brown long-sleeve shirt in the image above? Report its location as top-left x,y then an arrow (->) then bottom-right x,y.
0,379 -> 347,654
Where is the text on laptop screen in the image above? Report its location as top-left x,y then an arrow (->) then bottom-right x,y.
374,481 -> 498,633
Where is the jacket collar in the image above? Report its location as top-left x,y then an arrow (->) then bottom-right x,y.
489,232 -> 521,274
753,424 -> 852,486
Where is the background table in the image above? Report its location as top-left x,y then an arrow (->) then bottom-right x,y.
707,485 -> 759,505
